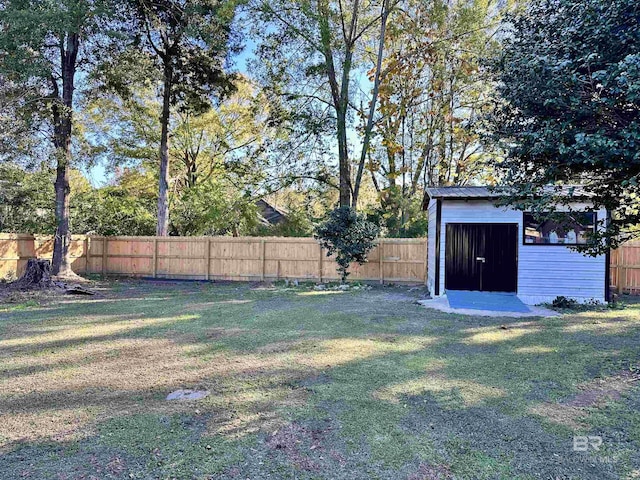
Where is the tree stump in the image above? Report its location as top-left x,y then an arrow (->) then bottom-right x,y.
11,259 -> 55,290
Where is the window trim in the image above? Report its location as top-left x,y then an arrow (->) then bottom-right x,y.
522,211 -> 597,246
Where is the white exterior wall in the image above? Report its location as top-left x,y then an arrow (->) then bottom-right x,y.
427,199 -> 438,295
429,199 -> 607,304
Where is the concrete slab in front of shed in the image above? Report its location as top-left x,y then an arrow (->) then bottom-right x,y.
419,293 -> 559,318
447,290 -> 530,313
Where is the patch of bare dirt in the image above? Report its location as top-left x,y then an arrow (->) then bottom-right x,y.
529,371 -> 640,428
249,281 -> 276,290
566,371 -> 640,407
0,282 -> 98,306
408,462 -> 454,480
266,421 -> 336,472
105,456 -> 128,476
0,285 -> 59,306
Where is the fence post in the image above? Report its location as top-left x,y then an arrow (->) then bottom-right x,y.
424,237 -> 428,286
153,238 -> 158,278
261,239 -> 266,281
85,237 -> 90,274
379,239 -> 384,285
205,237 -> 211,281
102,237 -> 108,276
318,243 -> 323,283
614,248 -> 621,294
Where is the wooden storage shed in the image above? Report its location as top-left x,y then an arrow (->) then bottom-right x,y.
426,186 -> 609,304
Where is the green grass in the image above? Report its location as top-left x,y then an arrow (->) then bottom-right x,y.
0,279 -> 639,479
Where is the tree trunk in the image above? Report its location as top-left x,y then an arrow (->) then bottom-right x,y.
52,158 -> 71,275
336,109 -> 351,207
337,44 -> 354,208
51,32 -> 79,276
317,0 -> 355,208
157,62 -> 172,236
351,0 -> 390,209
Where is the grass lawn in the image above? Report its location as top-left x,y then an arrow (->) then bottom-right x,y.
1,279 -> 639,479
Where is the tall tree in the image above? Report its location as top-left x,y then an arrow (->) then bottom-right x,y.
253,0 -> 396,208
82,76 -> 282,235
485,0 -> 640,253
121,0 -> 239,236
0,0 -> 115,274
368,0 -> 498,234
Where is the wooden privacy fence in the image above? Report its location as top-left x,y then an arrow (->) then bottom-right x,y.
0,234 -> 88,279
610,240 -> 640,294
4,233 -> 638,291
0,234 -> 428,284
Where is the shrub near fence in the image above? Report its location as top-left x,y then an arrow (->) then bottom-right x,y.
0,234 -> 428,284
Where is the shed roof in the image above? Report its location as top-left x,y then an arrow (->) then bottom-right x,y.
426,185 -> 593,200
427,186 -> 497,199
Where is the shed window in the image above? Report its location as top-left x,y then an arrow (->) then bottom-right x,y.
523,212 -> 596,245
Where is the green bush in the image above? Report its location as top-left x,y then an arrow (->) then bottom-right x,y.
551,296 -> 578,309
314,206 -> 381,283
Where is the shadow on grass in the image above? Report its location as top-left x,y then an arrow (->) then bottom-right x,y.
0,280 -> 638,479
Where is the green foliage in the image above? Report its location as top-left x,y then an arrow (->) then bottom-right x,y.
252,208 -> 313,237
0,0 -> 120,164
170,181 -> 259,236
314,206 -> 381,283
0,163 -> 260,237
80,84 -> 160,167
369,190 -> 429,238
251,0 -> 390,206
373,0 -> 499,189
96,0 -> 239,114
486,0 -> 640,254
0,0 -> 125,272
0,164 -> 55,233
82,77 -> 284,236
0,163 -> 93,234
551,296 -> 579,309
72,188 -> 156,236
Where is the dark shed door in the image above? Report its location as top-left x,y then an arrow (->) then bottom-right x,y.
445,223 -> 518,292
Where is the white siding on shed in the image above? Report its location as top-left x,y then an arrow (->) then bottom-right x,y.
427,199 -> 437,295
430,199 -> 606,304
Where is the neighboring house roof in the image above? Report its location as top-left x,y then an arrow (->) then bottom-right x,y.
426,185 -> 594,200
256,199 -> 287,225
